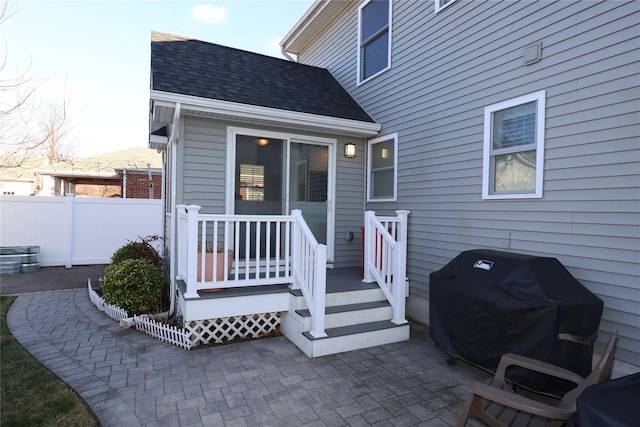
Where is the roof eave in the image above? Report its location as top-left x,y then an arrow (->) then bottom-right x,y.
33,170 -> 119,179
149,134 -> 168,150
150,90 -> 381,138
281,0 -> 350,56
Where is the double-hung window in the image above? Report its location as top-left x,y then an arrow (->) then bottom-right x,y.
482,91 -> 546,199
358,0 -> 391,85
435,0 -> 459,13
367,133 -> 398,201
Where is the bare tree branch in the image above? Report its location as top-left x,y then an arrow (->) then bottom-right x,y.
0,0 -> 76,169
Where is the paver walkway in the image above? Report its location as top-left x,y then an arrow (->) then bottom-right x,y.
7,287 -> 489,426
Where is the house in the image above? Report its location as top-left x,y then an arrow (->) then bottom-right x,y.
149,31 -> 410,357
33,147 -> 162,198
0,157 -> 42,195
149,0 -> 639,368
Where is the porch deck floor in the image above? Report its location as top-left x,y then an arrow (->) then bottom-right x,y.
5,267 -> 493,426
181,267 -> 373,299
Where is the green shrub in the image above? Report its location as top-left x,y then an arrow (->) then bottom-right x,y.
102,259 -> 168,315
110,236 -> 164,271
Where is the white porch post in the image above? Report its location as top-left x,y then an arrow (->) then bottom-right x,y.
363,211 -> 375,283
392,210 -> 410,324
183,205 -> 201,299
291,209 -> 301,290
310,244 -> 328,338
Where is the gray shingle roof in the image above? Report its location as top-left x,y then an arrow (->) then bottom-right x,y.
151,32 -> 374,123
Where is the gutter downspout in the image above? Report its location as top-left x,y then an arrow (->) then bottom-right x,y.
281,45 -> 296,62
168,102 -> 181,316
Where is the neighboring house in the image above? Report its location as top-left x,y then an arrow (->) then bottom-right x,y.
34,147 -> 162,198
149,1 -> 639,367
0,157 -> 42,195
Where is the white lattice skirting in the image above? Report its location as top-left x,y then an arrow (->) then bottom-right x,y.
88,279 -> 281,350
186,313 -> 281,347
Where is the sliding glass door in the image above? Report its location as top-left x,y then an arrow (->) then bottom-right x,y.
231,130 -> 333,260
289,142 -> 328,245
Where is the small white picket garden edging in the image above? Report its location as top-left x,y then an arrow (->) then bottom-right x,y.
134,315 -> 192,350
87,279 -> 192,349
87,278 -> 128,321
87,279 -> 280,350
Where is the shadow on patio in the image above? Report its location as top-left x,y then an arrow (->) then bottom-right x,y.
8,286 -> 492,426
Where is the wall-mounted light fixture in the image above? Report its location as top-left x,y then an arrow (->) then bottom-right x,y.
344,143 -> 356,158
255,138 -> 269,146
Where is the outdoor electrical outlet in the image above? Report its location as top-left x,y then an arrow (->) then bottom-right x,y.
346,232 -> 354,241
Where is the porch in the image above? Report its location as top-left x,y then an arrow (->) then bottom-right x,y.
173,205 -> 411,356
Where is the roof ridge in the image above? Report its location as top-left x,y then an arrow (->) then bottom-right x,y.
151,31 -> 193,43
150,30 -> 324,69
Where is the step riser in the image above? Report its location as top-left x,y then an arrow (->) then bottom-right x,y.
281,317 -> 410,358
290,288 -> 386,310
300,306 -> 393,330
309,324 -> 410,357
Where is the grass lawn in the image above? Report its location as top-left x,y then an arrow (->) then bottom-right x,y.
0,296 -> 100,427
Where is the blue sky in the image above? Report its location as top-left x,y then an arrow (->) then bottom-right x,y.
2,0 -> 314,156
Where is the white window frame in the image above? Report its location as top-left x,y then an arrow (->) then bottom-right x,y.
482,90 -> 546,200
435,0 -> 459,14
357,0 -> 392,86
367,132 -> 398,202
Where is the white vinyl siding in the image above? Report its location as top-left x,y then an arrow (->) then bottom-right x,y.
483,91 -> 546,199
367,133 -> 398,202
358,0 -> 392,85
292,0 -> 640,366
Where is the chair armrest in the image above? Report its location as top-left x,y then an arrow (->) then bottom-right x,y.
495,353 -> 584,385
473,382 -> 574,420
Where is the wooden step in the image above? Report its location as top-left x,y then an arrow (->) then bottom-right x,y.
289,286 -> 386,309
293,320 -> 410,357
295,300 -> 392,329
303,319 -> 404,340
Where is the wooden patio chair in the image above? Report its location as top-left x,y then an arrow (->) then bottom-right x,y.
456,330 -> 617,427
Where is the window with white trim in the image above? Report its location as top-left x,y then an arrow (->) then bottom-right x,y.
367,133 -> 398,201
358,0 -> 391,85
239,164 -> 265,201
482,91 -> 546,199
435,0 -> 459,13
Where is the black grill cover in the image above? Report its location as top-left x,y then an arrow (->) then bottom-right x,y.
429,249 -> 603,394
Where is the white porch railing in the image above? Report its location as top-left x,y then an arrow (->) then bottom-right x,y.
175,206 -> 327,337
363,210 -> 410,325
176,205 -> 294,298
291,210 -> 327,338
175,205 -> 406,338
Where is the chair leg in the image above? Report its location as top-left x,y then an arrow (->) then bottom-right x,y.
455,397 -> 474,427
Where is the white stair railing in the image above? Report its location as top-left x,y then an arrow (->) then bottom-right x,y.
363,210 -> 410,325
291,209 -> 327,338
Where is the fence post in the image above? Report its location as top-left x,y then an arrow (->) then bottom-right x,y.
183,205 -> 201,299
65,193 -> 75,268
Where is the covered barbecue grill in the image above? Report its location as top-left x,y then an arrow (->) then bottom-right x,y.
429,249 -> 603,394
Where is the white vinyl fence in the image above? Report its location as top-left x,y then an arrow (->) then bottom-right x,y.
0,194 -> 162,267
